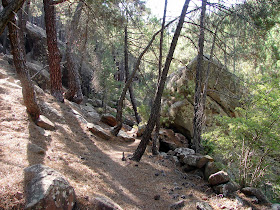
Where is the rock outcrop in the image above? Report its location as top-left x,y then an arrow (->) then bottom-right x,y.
24,164 -> 75,210
162,56 -> 242,141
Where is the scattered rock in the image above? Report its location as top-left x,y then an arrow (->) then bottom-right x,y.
117,130 -> 135,142
241,187 -> 271,204
175,147 -> 195,158
81,103 -> 96,113
24,164 -> 75,210
169,200 -> 185,209
90,195 -> 123,210
208,171 -> 230,186
196,201 -> 213,210
271,203 -> 280,210
100,114 -> 117,127
27,143 -> 45,155
87,98 -> 103,108
204,161 -> 220,180
36,115 -> 55,130
182,154 -> 213,168
154,195 -> 161,200
87,123 -> 111,140
212,181 -> 240,196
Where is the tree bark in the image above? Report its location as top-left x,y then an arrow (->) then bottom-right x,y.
64,2 -> 83,104
124,24 -> 141,124
43,0 -> 64,102
131,0 -> 191,162
192,0 -> 207,153
111,17 -> 178,136
152,0 -> 168,156
18,0 -> 30,43
2,27 -> 8,54
2,0 -> 40,121
0,0 -> 25,35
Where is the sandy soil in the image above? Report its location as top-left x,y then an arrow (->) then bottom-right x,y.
0,55 -> 270,210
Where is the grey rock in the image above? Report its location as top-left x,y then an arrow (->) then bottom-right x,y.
169,200 -> 185,209
87,123 -> 111,140
90,195 -> 123,210
208,171 -> 230,186
24,164 -> 75,210
196,201 -> 213,210
212,181 -> 240,196
117,130 -> 135,142
182,154 -> 213,168
36,115 -> 55,131
175,147 -> 195,157
81,104 -> 95,113
271,203 -> 280,210
87,98 -> 103,108
241,187 -> 271,204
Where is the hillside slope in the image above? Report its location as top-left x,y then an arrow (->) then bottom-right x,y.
0,55 -> 271,210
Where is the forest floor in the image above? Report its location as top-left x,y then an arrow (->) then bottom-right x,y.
0,55 -> 271,210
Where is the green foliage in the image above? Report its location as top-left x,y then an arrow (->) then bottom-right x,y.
137,104 -> 150,123
203,73 -> 280,200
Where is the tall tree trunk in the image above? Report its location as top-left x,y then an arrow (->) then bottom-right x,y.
152,0 -> 168,156
192,0 -> 207,153
43,0 -> 64,102
64,2 -> 83,104
124,24 -> 141,124
18,0 -> 30,48
2,0 -> 40,121
111,17 -> 178,136
2,27 -> 8,54
131,0 -> 190,162
0,0 -> 25,34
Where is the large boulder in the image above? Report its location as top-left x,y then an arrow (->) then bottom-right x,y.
241,187 -> 271,204
24,164 -> 75,210
87,123 -> 111,140
101,114 -> 117,127
182,154 -> 213,168
25,22 -> 95,97
162,56 -> 242,141
158,129 -> 187,152
208,171 -> 230,186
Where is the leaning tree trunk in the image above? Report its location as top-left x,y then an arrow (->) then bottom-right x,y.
152,0 -> 168,156
192,0 -> 207,153
64,2 -> 83,104
2,27 -> 8,54
110,17 -> 178,136
131,0 -> 191,162
124,24 -> 141,124
2,0 -> 40,121
17,0 -> 30,54
43,0 -> 64,102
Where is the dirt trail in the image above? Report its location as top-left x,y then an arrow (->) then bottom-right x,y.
0,55 -> 267,209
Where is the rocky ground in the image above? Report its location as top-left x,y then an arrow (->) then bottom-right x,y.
0,55 -> 274,209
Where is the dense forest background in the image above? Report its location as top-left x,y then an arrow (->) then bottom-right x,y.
1,0 -> 280,205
